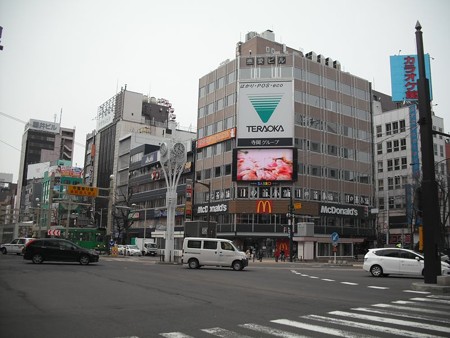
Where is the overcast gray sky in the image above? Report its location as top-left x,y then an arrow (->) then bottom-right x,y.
1,0 -> 449,182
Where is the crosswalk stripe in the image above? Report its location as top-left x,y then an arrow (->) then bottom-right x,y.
329,311 -> 450,334
202,327 -> 253,337
403,290 -> 430,294
367,286 -> 389,289
373,303 -> 450,315
427,294 -> 450,300
351,307 -> 450,325
410,297 -> 450,305
304,314 -> 443,338
239,323 -> 310,337
271,319 -> 376,338
159,333 -> 195,338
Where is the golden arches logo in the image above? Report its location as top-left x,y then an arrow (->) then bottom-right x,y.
256,200 -> 272,214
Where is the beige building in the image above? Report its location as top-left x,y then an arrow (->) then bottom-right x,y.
195,30 -> 374,260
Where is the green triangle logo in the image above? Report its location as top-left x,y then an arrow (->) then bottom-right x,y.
248,94 -> 283,123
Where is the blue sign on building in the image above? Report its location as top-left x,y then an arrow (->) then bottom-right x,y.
390,54 -> 433,102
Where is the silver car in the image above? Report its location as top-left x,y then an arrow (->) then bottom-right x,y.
1,238 -> 35,255
363,248 -> 450,277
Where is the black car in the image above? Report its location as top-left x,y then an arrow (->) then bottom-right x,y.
23,238 -> 99,265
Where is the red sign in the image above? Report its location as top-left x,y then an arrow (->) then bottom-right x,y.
47,229 -> 61,237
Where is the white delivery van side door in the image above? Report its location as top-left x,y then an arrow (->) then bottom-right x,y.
202,240 -> 219,265
218,240 -> 237,266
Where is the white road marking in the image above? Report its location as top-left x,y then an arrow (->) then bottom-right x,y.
352,306 -> 450,325
239,323 -> 310,337
305,314 -> 444,338
340,282 -> 358,285
271,319 -> 376,338
373,303 -> 450,315
410,297 -> 450,305
367,286 -> 389,289
321,278 -> 335,282
403,289 -> 431,294
160,333 -> 195,338
329,310 -> 450,334
202,327 -> 253,337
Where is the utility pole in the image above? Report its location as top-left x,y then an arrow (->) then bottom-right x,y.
415,21 -> 441,283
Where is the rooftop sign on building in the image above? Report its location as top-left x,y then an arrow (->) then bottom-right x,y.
26,119 -> 60,134
390,54 -> 433,102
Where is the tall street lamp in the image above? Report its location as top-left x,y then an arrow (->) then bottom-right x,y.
159,141 -> 187,262
106,175 -> 115,239
195,180 -> 211,237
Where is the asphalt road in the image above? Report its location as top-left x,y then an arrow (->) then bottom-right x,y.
1,254 -> 449,338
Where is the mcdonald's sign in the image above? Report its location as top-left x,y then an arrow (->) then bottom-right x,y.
256,200 -> 272,214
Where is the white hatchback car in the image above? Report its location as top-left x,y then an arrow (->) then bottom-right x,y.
1,238 -> 35,255
125,245 -> 142,256
363,248 -> 450,277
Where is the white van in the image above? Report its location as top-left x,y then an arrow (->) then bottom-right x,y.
182,237 -> 248,271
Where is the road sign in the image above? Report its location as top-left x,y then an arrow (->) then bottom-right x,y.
67,185 -> 98,197
331,232 -> 339,243
47,229 -> 61,236
294,202 -> 302,210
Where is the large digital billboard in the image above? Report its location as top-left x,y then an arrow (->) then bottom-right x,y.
390,54 -> 432,102
237,80 -> 294,147
233,148 -> 297,182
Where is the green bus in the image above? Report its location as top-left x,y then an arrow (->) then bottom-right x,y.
62,228 -> 107,253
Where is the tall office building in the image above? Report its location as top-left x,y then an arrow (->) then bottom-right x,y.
16,119 -> 75,221
195,30 -> 374,259
373,99 -> 447,248
87,87 -> 195,231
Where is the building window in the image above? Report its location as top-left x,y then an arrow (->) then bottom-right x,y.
377,161 -> 383,173
392,121 -> 399,134
386,141 -> 392,153
388,177 -> 394,190
394,158 -> 400,171
377,143 -> 382,155
385,123 -> 392,136
224,164 -> 231,175
204,169 -> 211,179
387,159 -> 393,172
378,179 -> 384,191
400,120 -> 406,132
393,140 -> 399,152
378,197 -> 385,210
394,176 -> 401,189
388,197 -> 395,209
401,157 -> 407,169
214,166 -> 221,177
400,138 -> 406,150
376,125 -> 382,137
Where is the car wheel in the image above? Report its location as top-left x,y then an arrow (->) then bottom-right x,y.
1,248 -> 7,254
188,258 -> 199,269
32,254 -> 44,264
79,255 -> 90,265
370,265 -> 383,277
232,260 -> 243,271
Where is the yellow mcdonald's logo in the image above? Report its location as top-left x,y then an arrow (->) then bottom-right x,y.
256,200 -> 272,214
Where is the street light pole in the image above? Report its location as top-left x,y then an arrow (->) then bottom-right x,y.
159,141 -> 187,263
106,175 -> 115,240
415,22 -> 440,283
196,181 -> 211,237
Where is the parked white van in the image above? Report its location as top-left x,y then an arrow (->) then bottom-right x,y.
182,237 -> 248,271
